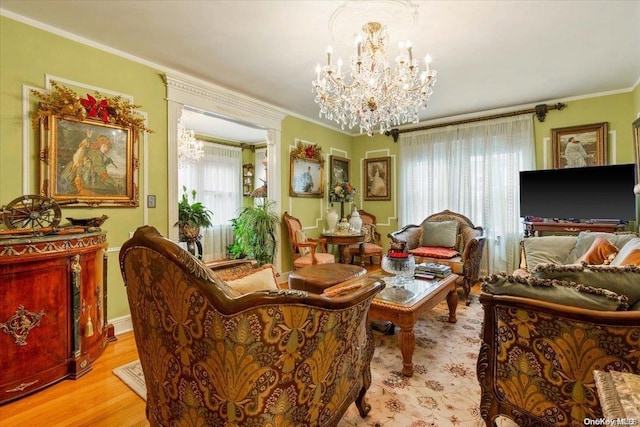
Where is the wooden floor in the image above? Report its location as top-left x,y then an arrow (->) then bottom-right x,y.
1,331 -> 149,427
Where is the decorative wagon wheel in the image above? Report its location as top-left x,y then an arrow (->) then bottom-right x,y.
2,195 -> 62,229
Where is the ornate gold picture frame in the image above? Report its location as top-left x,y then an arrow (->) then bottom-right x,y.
40,115 -> 138,207
551,122 -> 608,169
329,155 -> 350,186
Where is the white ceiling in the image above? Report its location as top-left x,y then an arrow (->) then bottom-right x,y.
2,0 -> 639,140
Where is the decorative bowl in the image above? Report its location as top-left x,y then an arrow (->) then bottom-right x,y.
66,215 -> 109,227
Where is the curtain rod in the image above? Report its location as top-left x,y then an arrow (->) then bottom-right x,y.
195,136 -> 266,151
384,103 -> 566,142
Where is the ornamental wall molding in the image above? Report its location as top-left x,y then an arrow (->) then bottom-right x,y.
165,74 -> 286,130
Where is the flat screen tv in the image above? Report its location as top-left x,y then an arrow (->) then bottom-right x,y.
519,163 -> 637,221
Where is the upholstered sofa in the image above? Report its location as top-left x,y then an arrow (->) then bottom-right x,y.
388,209 -> 486,305
120,226 -> 384,427
478,231 -> 640,426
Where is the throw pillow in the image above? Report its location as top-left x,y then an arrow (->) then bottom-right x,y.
409,246 -> 460,259
391,225 -> 424,250
482,273 -> 628,311
521,236 -> 578,270
531,262 -> 640,307
225,264 -> 279,295
295,229 -> 311,255
421,220 -> 458,248
361,223 -> 376,244
566,232 -> 639,264
576,236 -> 619,265
610,238 -> 640,266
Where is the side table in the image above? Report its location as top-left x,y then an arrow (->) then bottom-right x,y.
321,232 -> 365,265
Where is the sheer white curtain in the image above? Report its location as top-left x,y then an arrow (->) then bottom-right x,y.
179,141 -> 242,261
254,147 -> 267,191
398,114 -> 535,273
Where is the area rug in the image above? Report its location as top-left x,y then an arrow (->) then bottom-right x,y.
113,295 -> 516,426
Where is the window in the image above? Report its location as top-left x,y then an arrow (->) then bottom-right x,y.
399,114 -> 535,273
179,141 -> 242,260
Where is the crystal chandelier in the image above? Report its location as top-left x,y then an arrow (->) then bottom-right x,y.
312,21 -> 436,137
177,118 -> 203,168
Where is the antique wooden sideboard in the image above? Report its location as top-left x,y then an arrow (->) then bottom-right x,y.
0,231 -> 110,404
523,221 -> 625,237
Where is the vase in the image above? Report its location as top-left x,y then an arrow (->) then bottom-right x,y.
336,217 -> 350,233
326,208 -> 339,232
349,208 -> 362,233
381,254 -> 416,287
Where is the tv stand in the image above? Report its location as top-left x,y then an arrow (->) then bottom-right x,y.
523,221 -> 625,237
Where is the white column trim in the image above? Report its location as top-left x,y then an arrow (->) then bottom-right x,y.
164,73 -> 286,271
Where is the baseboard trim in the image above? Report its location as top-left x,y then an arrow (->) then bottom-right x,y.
109,314 -> 133,336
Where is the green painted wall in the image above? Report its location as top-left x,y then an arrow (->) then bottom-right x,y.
1,15 -> 638,324
279,116 -> 352,271
1,16 -> 168,321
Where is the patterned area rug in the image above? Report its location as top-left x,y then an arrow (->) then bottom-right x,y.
113,294 -> 517,426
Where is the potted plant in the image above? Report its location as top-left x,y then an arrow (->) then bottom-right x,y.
175,186 -> 213,257
228,200 -> 279,266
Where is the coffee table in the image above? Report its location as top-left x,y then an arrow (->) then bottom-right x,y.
368,273 -> 459,377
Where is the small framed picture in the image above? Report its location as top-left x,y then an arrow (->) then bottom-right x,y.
290,156 -> 324,198
552,122 -> 608,169
364,157 -> 391,201
40,115 -> 138,206
329,155 -> 350,185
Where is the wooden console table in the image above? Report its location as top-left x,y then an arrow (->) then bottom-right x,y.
523,221 -> 625,237
0,231 -> 109,404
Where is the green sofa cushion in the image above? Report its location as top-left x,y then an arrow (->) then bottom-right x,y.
532,263 -> 640,307
521,236 -> 577,270
482,273 -> 628,311
421,220 -> 458,248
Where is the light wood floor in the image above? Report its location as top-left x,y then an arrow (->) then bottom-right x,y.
1,331 -> 149,427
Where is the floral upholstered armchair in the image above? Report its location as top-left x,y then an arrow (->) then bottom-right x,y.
388,209 -> 486,305
120,226 -> 383,427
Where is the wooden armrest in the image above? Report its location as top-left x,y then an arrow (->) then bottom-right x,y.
323,283 -> 364,297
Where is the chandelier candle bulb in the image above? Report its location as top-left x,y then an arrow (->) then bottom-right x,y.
327,46 -> 332,66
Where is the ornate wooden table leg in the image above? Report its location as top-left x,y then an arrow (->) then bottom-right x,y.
398,324 -> 416,377
446,289 -> 458,323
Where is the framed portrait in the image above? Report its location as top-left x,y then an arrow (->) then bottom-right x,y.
364,157 -> 391,201
329,155 -> 350,185
552,122 -> 608,169
40,115 -> 139,207
289,156 -> 324,197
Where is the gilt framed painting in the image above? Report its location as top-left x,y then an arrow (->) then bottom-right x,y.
40,115 -> 138,206
551,122 -> 607,169
329,155 -> 350,186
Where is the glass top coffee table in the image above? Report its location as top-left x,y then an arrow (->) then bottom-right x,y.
368,272 -> 459,377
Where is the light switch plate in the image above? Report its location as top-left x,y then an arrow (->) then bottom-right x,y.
147,195 -> 156,208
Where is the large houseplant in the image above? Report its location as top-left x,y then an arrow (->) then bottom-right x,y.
175,186 -> 213,257
228,200 -> 278,266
